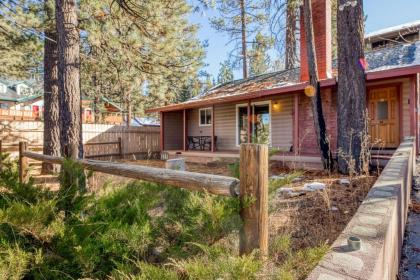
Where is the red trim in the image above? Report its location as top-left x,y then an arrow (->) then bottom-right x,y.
410,77 -> 417,137
247,100 -> 251,143
211,105 -> 215,152
366,65 -> 420,81
293,94 -> 299,155
160,112 -> 164,151
183,109 -> 187,151
399,83 -> 404,143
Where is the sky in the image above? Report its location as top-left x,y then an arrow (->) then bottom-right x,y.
189,0 -> 420,80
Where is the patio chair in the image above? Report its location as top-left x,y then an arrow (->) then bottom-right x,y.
188,136 -> 200,150
203,136 -> 217,151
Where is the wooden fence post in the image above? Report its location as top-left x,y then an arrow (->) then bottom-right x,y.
239,143 -> 269,257
118,137 -> 123,157
19,141 -> 28,183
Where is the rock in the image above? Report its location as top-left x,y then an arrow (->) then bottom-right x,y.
302,182 -> 326,192
331,206 -> 339,211
270,175 -> 286,181
291,176 -> 304,183
338,178 -> 351,186
165,158 -> 185,171
277,187 -> 301,198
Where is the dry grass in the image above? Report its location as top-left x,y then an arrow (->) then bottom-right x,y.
269,172 -> 377,250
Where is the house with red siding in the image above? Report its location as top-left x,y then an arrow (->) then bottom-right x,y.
147,0 -> 420,168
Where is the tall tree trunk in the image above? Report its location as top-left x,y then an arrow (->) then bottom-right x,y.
337,0 -> 366,173
42,0 -> 60,173
56,0 -> 82,159
285,0 -> 297,69
302,0 -> 332,169
126,91 -> 132,128
240,0 -> 248,79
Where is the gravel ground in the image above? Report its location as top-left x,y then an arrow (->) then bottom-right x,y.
399,162 -> 420,280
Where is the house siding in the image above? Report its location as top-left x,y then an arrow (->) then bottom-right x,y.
163,111 -> 183,150
271,95 -> 294,151
187,108 -> 211,137
214,103 -> 237,150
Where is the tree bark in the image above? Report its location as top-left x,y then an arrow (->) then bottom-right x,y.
337,0 -> 366,173
285,0 -> 297,70
42,0 -> 60,173
302,0 -> 332,169
56,0 -> 83,159
240,0 -> 248,79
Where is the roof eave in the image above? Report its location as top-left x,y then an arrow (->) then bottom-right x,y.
146,82 -> 308,113
366,65 -> 420,81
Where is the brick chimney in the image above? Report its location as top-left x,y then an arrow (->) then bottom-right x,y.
300,0 -> 332,81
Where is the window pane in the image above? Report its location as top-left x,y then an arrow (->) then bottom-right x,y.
238,107 -> 248,144
206,109 -> 212,124
200,110 -> 206,125
377,101 -> 388,120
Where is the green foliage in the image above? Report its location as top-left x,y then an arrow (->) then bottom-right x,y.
210,0 -> 269,75
249,32 -> 273,76
228,161 -> 240,179
217,60 -> 234,84
172,245 -> 262,280
0,0 -> 43,79
271,234 -> 329,280
269,171 -> 303,195
80,0 -> 205,115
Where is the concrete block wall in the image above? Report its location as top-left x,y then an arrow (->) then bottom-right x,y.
306,137 -> 415,280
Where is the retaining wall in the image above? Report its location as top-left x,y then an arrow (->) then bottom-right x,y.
307,137 -> 415,280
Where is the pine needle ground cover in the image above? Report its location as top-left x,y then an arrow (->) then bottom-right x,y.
0,154 -> 375,279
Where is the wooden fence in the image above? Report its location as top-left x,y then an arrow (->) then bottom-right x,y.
11,141 -> 269,257
0,121 -> 160,158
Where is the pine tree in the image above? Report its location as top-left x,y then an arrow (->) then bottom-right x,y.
56,0 -> 82,159
0,0 -> 42,78
249,32 -> 272,76
337,0 -> 366,173
80,0 -> 204,114
211,0 -> 267,79
42,0 -> 60,173
217,60 -> 234,84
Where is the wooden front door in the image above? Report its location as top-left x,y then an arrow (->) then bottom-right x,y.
368,86 -> 400,148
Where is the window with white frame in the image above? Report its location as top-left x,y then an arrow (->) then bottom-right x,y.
199,107 -> 212,126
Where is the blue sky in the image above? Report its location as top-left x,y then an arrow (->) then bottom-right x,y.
189,0 -> 420,80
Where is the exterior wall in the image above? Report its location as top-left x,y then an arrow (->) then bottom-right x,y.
214,103 -> 237,150
164,111 -> 183,150
297,78 -> 413,154
187,108 -> 211,136
298,89 -> 337,154
271,95 -> 294,150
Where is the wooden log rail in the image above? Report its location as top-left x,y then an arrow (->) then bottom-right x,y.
16,141 -> 268,257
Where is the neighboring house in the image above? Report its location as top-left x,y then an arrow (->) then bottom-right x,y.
148,1 -> 420,168
365,20 -> 420,50
0,79 -> 43,121
0,80 -> 124,124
